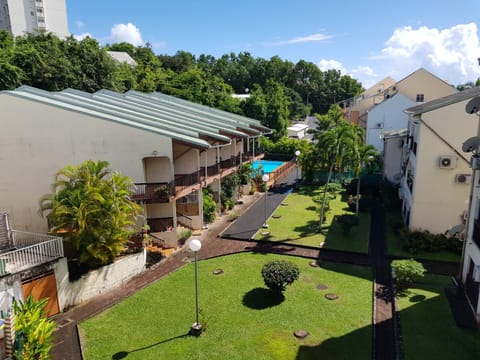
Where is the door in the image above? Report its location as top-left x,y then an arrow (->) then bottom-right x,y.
22,271 -> 60,317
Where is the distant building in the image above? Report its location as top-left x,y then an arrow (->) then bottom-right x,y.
287,123 -> 309,139
0,0 -> 69,38
106,51 -> 137,66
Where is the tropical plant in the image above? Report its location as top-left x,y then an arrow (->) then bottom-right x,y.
13,295 -> 56,360
352,144 -> 378,215
202,188 -> 217,224
39,160 -> 142,268
261,260 -> 300,292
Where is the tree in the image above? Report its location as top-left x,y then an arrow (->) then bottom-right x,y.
391,259 -> 425,289
39,160 -> 142,268
352,144 -> 378,215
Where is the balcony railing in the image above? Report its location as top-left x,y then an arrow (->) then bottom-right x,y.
147,217 -> 175,233
0,231 -> 64,275
130,182 -> 174,203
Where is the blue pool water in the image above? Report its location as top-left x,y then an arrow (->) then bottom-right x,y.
252,160 -> 284,173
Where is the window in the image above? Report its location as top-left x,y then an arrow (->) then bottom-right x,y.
36,7 -> 43,13
416,94 -> 425,102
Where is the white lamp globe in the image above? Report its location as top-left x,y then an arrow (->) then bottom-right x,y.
295,150 -> 301,157
262,174 -> 269,182
189,239 -> 202,252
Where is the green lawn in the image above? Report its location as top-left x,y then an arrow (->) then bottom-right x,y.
80,253 -> 373,360
253,186 -> 370,253
397,274 -> 480,359
385,211 -> 460,262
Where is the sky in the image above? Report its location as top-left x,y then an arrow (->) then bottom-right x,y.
67,0 -> 480,88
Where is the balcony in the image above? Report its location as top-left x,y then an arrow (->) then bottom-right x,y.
0,231 -> 64,276
147,217 -> 175,233
130,182 -> 174,204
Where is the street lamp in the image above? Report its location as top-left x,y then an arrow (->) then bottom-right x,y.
189,239 -> 202,336
295,150 -> 301,187
262,174 -> 269,228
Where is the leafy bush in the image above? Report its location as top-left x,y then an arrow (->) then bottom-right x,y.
401,229 -> 461,254
261,260 -> 300,292
238,163 -> 253,185
13,295 -> 56,360
230,210 -> 240,221
177,229 -> 192,244
203,189 -> 217,224
391,259 -> 425,289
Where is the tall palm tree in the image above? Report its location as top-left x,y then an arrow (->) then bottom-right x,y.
316,122 -> 358,228
39,160 -> 142,268
353,144 -> 378,215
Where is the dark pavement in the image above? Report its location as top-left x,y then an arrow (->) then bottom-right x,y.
221,171 -> 297,240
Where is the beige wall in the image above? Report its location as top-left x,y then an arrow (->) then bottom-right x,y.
397,69 -> 454,103
408,101 -> 476,233
0,94 -> 172,232
144,157 -> 172,182
173,143 -> 199,175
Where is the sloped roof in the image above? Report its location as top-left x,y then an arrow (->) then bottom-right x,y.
1,86 -> 270,149
405,86 -> 480,116
106,51 -> 137,66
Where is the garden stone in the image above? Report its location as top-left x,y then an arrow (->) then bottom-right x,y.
213,269 -> 224,275
316,284 -> 328,290
294,330 -> 309,339
325,293 -> 339,300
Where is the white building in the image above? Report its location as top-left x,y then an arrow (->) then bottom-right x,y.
287,123 -> 309,139
0,0 -> 68,38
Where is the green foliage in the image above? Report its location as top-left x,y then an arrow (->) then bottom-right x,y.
177,229 -> 192,243
39,160 -> 142,268
238,163 -> 253,185
391,259 -> 426,289
261,260 -> 300,292
202,189 -> 217,224
13,295 -> 56,360
221,173 -> 239,210
399,228 -> 463,255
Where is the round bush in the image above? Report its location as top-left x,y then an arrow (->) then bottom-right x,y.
261,260 -> 300,292
391,258 -> 425,289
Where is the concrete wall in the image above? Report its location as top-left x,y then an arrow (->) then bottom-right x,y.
383,136 -> 405,184
55,251 -> 146,311
405,100 -> 476,233
0,94 -> 172,233
397,68 -> 455,103
173,143 -> 198,175
367,94 -> 414,153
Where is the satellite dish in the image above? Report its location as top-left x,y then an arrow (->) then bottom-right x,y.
462,136 -> 480,153
465,97 -> 480,114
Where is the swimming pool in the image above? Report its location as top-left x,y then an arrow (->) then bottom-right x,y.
252,160 -> 285,173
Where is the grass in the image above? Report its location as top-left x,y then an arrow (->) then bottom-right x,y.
253,186 -> 371,253
385,211 -> 461,263
79,253 -> 373,360
396,274 -> 480,359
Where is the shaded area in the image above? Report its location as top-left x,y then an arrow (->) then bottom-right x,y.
242,287 -> 285,309
111,333 -> 189,359
445,285 -> 478,331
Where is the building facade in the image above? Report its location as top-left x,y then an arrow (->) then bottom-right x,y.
0,0 -> 68,37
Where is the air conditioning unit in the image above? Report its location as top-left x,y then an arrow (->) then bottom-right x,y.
439,155 -> 457,169
455,174 -> 472,184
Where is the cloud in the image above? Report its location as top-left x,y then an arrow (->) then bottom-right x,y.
318,59 -> 347,74
372,23 -> 480,85
266,33 -> 332,46
75,20 -> 85,29
110,23 -> 144,46
73,32 -> 92,41
317,60 -> 379,88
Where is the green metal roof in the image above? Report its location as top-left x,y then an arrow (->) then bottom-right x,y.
2,86 -> 273,149
3,86 -> 210,148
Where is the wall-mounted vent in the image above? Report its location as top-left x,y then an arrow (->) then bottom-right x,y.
439,155 -> 457,169
455,174 -> 472,184
376,122 -> 383,129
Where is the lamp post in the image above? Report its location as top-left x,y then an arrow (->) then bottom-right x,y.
262,174 -> 269,228
189,239 -> 202,336
295,150 -> 301,187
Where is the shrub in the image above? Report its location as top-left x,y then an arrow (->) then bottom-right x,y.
261,260 -> 300,292
230,210 -> 240,221
391,259 -> 425,289
13,295 -> 56,360
203,190 -> 217,224
177,229 -> 192,244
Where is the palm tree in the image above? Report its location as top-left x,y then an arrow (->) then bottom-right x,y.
353,145 -> 378,215
316,122 -> 358,228
39,160 -> 142,268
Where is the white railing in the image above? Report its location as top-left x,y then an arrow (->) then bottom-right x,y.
0,231 -> 64,275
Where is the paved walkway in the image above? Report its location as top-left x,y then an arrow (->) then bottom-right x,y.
50,174 -> 459,360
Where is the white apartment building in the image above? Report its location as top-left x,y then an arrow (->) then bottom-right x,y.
0,0 -> 68,38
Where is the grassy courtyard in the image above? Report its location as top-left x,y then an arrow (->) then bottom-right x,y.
396,274 -> 480,359
79,253 -> 373,360
253,186 -> 371,253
